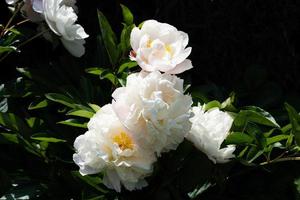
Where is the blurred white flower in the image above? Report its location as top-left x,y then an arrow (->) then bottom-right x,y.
130,20 -> 193,74
43,0 -> 89,57
5,0 -> 18,5
112,71 -> 192,155
31,0 -> 43,13
73,104 -> 155,192
21,0 -> 44,22
5,0 -> 88,57
186,106 -> 236,163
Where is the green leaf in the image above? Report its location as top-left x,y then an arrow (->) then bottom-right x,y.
0,98 -> 8,112
203,100 -> 221,110
85,67 -> 117,85
71,171 -> 108,193
120,4 -> 134,25
25,117 -> 44,131
0,46 -> 17,54
97,10 -> 119,66
188,182 -> 213,199
246,147 -> 264,163
266,134 -> 290,145
0,183 -> 45,200
16,67 -> 32,79
117,61 -> 137,74
58,119 -> 87,128
281,124 -> 292,134
0,112 -> 29,133
67,109 -> 94,119
28,99 -> 48,110
119,24 -> 135,54
243,106 -> 280,127
285,103 -> 300,145
45,93 -> 76,108
89,104 -> 100,112
294,177 -> 300,195
224,132 -> 254,145
235,106 -> 280,128
220,93 -> 238,112
86,196 -> 106,200
263,128 -> 278,138
0,132 -> 19,144
100,72 -> 117,85
85,67 -> 107,76
31,135 -> 66,143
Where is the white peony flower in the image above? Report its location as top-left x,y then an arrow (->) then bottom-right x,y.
43,0 -> 89,57
5,0 -> 88,57
186,106 -> 236,163
112,71 -> 192,155
130,20 -> 193,74
73,104 -> 156,192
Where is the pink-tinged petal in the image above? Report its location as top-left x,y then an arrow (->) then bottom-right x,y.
166,59 -> 193,74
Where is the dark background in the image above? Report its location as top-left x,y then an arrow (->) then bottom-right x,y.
1,0 -> 300,113
1,0 -> 300,199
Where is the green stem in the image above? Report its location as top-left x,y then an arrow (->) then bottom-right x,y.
4,19 -> 30,35
1,1 -> 24,37
259,156 -> 300,166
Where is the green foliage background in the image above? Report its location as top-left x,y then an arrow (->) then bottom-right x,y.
0,0 -> 300,199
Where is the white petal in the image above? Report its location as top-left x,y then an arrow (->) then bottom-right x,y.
61,38 -> 86,57
166,59 -> 193,74
32,0 -> 44,13
171,47 -> 192,65
130,27 -> 141,51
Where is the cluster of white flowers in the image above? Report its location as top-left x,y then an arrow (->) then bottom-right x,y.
6,0 -> 88,57
73,19 -> 236,192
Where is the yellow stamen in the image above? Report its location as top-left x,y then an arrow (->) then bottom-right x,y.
165,44 -> 172,54
113,132 -> 133,150
146,39 -> 152,48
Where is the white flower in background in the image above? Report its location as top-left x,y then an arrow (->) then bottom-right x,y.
21,0 -> 44,22
5,0 -> 88,57
112,71 -> 192,155
186,106 -> 236,163
130,20 -> 193,74
5,0 -> 17,5
43,0 -> 89,57
73,104 -> 156,192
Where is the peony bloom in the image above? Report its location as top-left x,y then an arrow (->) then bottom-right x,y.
73,104 -> 156,192
43,0 -> 89,57
186,106 -> 236,163
130,20 -> 193,74
5,0 -> 88,57
112,71 -> 192,155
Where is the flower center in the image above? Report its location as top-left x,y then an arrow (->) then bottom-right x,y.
146,39 -> 153,48
113,132 -> 134,150
165,44 -> 172,54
